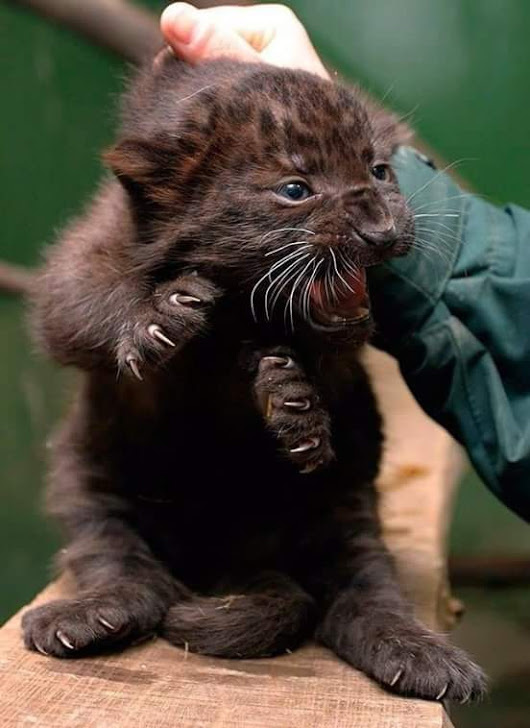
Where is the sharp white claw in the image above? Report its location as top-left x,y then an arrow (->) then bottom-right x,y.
170,293 -> 202,306
284,398 -> 311,411
390,668 -> 404,687
56,630 -> 75,650
98,617 -> 117,631
436,684 -> 449,701
148,324 -> 175,347
289,437 -> 320,453
126,356 -> 143,381
262,355 -> 295,369
34,642 -> 49,656
300,460 -> 323,475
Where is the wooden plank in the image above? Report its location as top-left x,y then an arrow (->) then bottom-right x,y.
365,347 -> 464,632
0,582 -> 453,728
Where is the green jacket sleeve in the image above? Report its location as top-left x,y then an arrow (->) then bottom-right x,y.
369,146 -> 530,521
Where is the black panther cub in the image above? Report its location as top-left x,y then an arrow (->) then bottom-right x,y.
22,52 -> 485,702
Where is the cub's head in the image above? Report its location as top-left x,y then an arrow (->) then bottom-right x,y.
106,55 -> 413,342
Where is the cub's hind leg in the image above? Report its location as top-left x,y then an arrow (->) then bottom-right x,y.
252,347 -> 334,473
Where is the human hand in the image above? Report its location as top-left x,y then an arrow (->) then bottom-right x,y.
160,3 -> 330,80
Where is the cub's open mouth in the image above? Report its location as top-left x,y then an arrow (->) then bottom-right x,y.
309,268 -> 370,330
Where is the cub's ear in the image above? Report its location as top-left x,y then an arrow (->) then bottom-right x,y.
361,95 -> 413,157
371,109 -> 412,153
103,136 -> 177,205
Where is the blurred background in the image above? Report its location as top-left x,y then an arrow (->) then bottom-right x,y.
1,1 -> 529,726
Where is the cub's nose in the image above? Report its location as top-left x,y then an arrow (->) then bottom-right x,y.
356,223 -> 397,249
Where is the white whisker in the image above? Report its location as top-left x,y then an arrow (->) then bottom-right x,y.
324,258 -> 335,306
329,247 -> 355,296
301,258 -> 317,323
406,159 -> 473,206
286,256 -> 318,331
250,248 -> 308,322
338,249 -> 361,281
177,84 -> 214,104
265,252 -> 311,320
408,192 -> 474,214
266,246 -> 311,281
265,241 -> 312,257
411,237 -> 453,265
304,259 -> 324,326
414,213 -> 459,218
269,254 -> 312,319
415,224 -> 460,246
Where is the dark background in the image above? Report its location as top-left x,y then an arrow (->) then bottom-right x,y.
1,2 -> 529,725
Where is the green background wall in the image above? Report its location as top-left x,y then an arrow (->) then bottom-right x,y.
1,2 -> 529,725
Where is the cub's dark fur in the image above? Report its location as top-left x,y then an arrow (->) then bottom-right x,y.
23,53 -> 485,702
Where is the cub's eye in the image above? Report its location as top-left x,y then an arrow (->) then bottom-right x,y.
371,164 -> 389,181
276,181 -> 313,202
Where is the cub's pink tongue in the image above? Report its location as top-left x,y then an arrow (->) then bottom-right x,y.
310,268 -> 368,318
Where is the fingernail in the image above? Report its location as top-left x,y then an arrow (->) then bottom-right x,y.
161,3 -> 199,46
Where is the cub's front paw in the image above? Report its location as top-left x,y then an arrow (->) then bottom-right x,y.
254,348 -> 334,473
319,611 -> 487,703
117,274 -> 221,380
22,594 -> 159,658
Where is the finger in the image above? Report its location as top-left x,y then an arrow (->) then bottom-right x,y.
201,5 -> 330,79
161,3 -> 330,79
161,3 -> 261,65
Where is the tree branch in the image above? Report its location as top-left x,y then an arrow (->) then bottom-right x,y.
0,261 -> 35,296
9,0 -> 161,63
450,556 -> 530,587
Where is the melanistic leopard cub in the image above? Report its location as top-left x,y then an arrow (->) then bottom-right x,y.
23,52 -> 485,702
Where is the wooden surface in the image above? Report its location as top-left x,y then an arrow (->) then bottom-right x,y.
0,348 -> 460,727
365,348 -> 464,632
0,583 -> 453,728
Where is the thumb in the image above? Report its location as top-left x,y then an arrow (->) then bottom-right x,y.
161,3 -> 260,65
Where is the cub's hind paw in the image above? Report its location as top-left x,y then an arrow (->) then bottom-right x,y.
254,348 -> 334,473
117,273 -> 221,380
